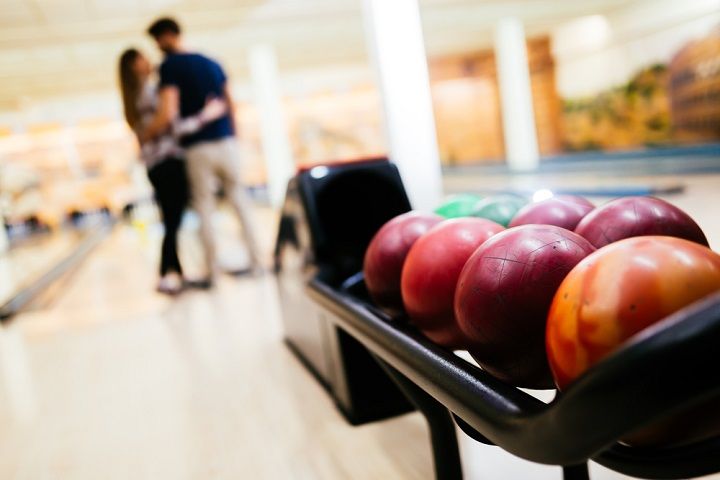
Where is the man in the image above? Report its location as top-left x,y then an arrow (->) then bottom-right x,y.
145,17 -> 261,287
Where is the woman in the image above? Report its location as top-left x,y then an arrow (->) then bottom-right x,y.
118,48 -> 224,295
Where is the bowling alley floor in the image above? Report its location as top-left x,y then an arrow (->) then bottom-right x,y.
0,170 -> 719,480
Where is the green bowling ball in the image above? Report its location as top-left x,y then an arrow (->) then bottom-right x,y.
470,194 -> 528,227
434,194 -> 483,218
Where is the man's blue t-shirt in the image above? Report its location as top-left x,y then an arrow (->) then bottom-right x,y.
159,52 -> 234,147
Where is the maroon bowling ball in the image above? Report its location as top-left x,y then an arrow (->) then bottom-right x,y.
509,195 -> 594,230
455,225 -> 595,388
364,212 -> 444,314
574,196 -> 708,249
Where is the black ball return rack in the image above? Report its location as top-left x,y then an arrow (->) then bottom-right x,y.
275,159 -> 720,480
309,275 -> 720,480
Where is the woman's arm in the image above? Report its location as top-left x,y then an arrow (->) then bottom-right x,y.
174,96 -> 228,136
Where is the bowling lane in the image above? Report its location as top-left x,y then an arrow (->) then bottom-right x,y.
0,207 -> 434,480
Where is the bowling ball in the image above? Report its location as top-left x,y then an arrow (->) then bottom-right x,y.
455,225 -> 595,388
509,195 -> 594,230
435,194 -> 483,218
401,218 -> 504,348
546,236 -> 720,446
547,236 -> 720,388
364,212 -> 444,314
471,194 -> 528,227
574,196 -> 708,249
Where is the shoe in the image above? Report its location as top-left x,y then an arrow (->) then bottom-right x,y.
157,272 -> 183,295
184,277 -> 214,290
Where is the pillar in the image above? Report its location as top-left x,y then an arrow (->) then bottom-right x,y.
363,0 -> 444,211
494,17 -> 540,171
248,45 -> 295,207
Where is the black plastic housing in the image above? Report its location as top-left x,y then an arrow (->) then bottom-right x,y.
275,159 -> 720,479
275,159 -> 414,424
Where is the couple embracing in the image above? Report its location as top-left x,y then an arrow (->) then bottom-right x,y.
119,18 -> 260,294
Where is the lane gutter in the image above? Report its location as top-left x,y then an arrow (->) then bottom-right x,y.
0,221 -> 113,321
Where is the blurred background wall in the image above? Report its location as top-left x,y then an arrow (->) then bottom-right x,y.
0,0 -> 718,229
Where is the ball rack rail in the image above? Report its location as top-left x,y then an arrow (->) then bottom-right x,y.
308,277 -> 720,480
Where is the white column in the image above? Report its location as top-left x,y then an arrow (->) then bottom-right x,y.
494,17 -> 540,172
248,45 -> 295,207
363,0 -> 443,212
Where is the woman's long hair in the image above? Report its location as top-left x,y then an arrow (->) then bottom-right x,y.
118,48 -> 142,130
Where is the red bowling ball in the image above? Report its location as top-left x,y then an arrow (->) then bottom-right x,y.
364,212 -> 444,314
509,195 -> 594,230
455,225 -> 595,388
574,196 -> 708,249
401,218 -> 504,348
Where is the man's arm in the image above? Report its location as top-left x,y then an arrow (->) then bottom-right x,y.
141,86 -> 179,141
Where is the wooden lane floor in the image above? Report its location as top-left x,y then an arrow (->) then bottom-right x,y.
0,172 -> 719,479
0,209 -> 433,480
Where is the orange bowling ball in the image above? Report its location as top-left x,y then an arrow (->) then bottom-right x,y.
546,236 -> 720,446
547,236 -> 720,388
